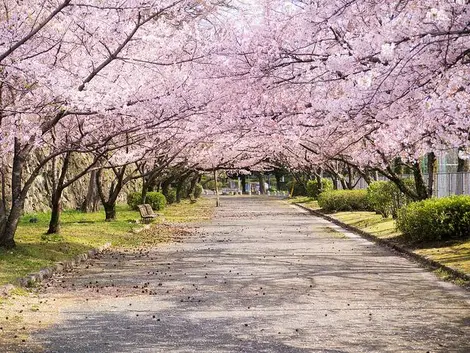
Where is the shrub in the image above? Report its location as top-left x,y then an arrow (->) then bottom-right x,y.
367,180 -> 414,218
127,192 -> 142,210
318,189 -> 370,212
165,189 -> 177,204
146,192 -> 166,211
306,178 -> 333,199
287,180 -> 307,197
397,195 -> 470,242
194,184 -> 203,198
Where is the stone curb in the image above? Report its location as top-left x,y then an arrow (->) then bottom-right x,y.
294,203 -> 470,288
0,242 -> 112,295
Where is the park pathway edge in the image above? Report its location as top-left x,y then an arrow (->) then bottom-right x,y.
0,242 -> 111,297
294,202 -> 470,289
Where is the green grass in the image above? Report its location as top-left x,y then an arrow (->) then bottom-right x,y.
333,212 -> 399,239
288,196 -> 320,210
0,198 -> 214,286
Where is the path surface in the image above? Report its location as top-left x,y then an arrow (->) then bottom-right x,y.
20,197 -> 470,351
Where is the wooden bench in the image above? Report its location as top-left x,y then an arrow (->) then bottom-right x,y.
137,204 -> 157,223
189,195 -> 197,204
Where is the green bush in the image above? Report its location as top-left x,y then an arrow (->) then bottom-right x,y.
397,195 -> 470,242
306,178 -> 333,199
145,192 -> 166,211
194,184 -> 203,198
127,192 -> 142,210
318,189 -> 370,212
367,180 -> 414,218
165,189 -> 177,204
287,180 -> 307,197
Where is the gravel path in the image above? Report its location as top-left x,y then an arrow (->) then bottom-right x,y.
21,197 -> 470,352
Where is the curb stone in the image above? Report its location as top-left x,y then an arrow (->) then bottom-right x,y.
294,203 -> 470,289
0,242 -> 112,295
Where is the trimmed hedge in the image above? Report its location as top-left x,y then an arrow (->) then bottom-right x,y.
146,192 -> 167,211
367,180 -> 414,218
318,189 -> 370,212
397,195 -> 470,242
127,192 -> 142,210
127,191 -> 166,211
306,178 -> 333,199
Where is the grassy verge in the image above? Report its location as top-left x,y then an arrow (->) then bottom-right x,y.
0,197 -> 214,286
294,203 -> 470,278
288,196 -> 320,210
333,211 -> 470,277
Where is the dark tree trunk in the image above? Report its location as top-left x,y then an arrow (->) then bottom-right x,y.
0,169 -> 8,237
412,162 -> 429,200
0,199 -> 25,248
141,178 -> 149,204
426,152 -> 436,198
241,175 -> 247,194
81,170 -> 100,213
331,176 -> 338,190
96,167 -> 126,222
0,139 -> 27,248
456,149 -> 469,195
176,176 -> 186,203
274,173 -> 281,191
103,202 -> 116,221
187,173 -> 198,197
47,192 -> 62,234
258,173 -> 266,194
47,153 -> 71,234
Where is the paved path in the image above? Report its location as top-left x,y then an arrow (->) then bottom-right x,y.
25,197 -> 470,351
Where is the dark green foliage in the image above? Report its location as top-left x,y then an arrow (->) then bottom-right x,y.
127,192 -> 142,210
306,178 -> 333,199
367,180 -> 414,218
165,189 -> 177,204
318,190 -> 370,212
397,196 -> 470,242
194,184 -> 203,198
145,192 -> 167,211
127,191 -> 166,211
287,181 -> 307,196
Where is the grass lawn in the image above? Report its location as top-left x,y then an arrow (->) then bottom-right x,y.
292,202 -> 470,278
0,197 -> 214,286
288,196 -> 320,210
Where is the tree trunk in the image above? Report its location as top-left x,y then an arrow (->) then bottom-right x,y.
426,152 -> 436,198
258,173 -> 266,194
104,202 -> 116,221
187,173 -> 198,197
241,175 -> 247,194
176,176 -> 187,203
0,199 -> 25,248
161,177 -> 174,199
95,168 -> 125,222
0,139 -> 26,248
412,162 -> 429,200
141,178 -> 149,204
81,170 -> 100,212
456,149 -> 469,195
214,169 -> 220,207
47,191 -> 62,234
